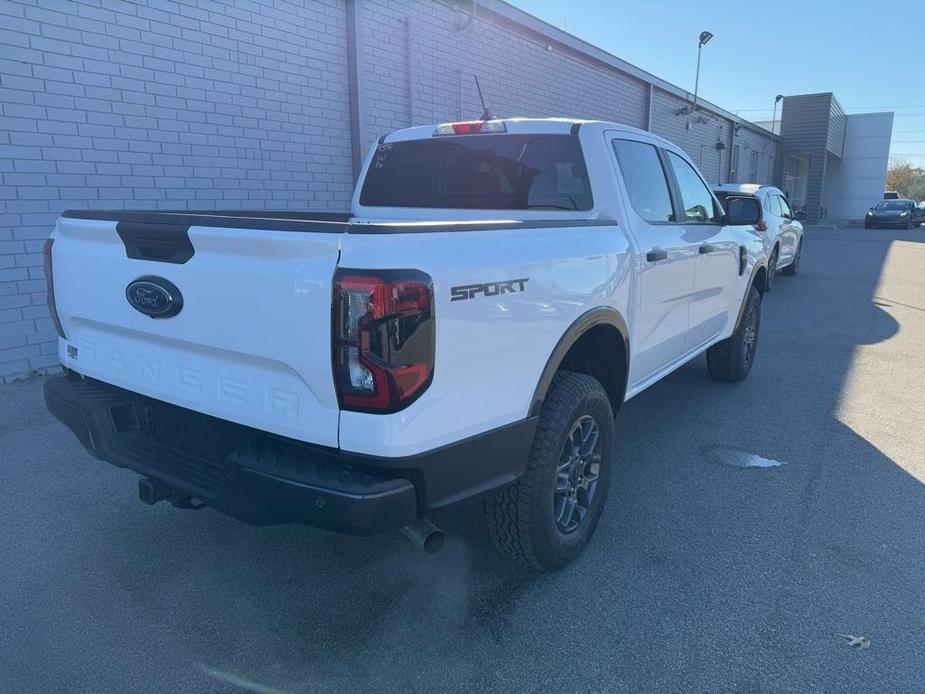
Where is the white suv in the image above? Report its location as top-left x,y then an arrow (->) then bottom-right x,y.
714,184 -> 806,291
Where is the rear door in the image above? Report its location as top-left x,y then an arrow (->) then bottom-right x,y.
608,135 -> 697,386
775,194 -> 800,263
663,150 -> 740,348
51,214 -> 344,446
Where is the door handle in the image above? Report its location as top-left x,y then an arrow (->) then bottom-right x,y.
646,249 -> 668,262
699,244 -> 717,254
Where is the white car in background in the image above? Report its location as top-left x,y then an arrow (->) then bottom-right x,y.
714,184 -> 806,291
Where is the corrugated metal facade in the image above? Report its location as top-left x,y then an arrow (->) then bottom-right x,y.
779,92 -> 848,222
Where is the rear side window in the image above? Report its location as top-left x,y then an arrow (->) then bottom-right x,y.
612,140 -> 674,223
666,152 -> 720,223
765,194 -> 782,216
359,134 -> 593,210
763,194 -> 775,214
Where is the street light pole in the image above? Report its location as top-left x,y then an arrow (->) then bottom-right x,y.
771,94 -> 784,135
690,30 -> 713,114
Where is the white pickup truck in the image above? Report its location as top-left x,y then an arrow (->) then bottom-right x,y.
44,118 -> 768,570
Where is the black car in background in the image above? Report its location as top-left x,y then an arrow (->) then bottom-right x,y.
865,199 -> 925,228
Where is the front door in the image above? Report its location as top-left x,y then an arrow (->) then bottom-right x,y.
609,136 -> 697,386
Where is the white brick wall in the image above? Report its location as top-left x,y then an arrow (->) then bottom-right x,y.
0,0 -> 354,379
360,0 -> 648,153
0,0 -> 777,381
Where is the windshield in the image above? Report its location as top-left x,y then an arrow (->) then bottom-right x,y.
359,134 -> 593,210
875,201 -> 911,210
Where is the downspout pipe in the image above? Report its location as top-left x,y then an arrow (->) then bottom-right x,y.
346,0 -> 367,181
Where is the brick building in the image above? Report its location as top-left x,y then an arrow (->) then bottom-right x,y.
0,0 -> 887,380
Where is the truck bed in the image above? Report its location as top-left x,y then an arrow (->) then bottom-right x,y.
60,209 -> 611,234
61,209 -> 354,234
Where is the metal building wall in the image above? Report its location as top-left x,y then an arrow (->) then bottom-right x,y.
779,92 -> 843,222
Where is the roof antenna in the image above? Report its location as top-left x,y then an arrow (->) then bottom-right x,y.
474,74 -> 494,121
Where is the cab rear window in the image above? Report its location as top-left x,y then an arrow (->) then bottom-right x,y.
359,134 -> 593,210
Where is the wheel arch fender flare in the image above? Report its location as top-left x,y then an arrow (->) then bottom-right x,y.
529,306 -> 630,417
736,260 -> 768,328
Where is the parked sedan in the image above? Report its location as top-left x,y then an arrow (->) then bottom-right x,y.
714,184 -> 806,291
865,199 -> 924,228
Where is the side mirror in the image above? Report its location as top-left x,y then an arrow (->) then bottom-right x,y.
724,196 -> 762,226
794,210 -> 808,222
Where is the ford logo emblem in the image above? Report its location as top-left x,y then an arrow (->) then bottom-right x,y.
125,276 -> 183,319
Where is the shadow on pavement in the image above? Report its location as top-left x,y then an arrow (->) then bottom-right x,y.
0,227 -> 922,692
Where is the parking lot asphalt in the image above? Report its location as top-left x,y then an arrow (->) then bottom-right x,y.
1,226 -> 923,693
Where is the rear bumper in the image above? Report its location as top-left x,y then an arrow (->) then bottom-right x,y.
44,374 -> 536,535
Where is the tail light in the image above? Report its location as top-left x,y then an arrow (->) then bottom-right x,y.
333,269 -> 434,413
755,220 -> 768,232
42,238 -> 67,339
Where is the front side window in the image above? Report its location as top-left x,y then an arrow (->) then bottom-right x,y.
666,151 -> 719,223
612,139 -> 674,223
359,134 -> 593,210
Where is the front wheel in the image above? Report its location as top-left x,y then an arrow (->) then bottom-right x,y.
484,371 -> 615,571
707,286 -> 762,382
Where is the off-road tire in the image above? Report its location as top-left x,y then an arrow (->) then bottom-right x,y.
484,371 -> 615,571
707,286 -> 762,383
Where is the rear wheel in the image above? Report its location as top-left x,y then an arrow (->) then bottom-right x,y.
484,371 -> 615,571
781,239 -> 801,275
707,287 -> 762,383
765,248 -> 778,291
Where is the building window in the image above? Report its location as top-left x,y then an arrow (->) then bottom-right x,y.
731,145 -> 740,180
767,155 -> 775,184
748,151 -> 759,182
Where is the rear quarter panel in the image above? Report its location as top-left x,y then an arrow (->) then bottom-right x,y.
337,224 -> 632,456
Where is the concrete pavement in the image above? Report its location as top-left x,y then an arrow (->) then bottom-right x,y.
0,226 -> 923,692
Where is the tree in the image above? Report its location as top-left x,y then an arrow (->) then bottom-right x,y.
886,161 -> 925,201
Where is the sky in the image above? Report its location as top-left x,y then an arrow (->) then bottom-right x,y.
510,0 -> 925,167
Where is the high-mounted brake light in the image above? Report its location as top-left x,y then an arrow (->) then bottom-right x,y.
433,120 -> 507,136
42,238 -> 67,339
333,269 -> 435,413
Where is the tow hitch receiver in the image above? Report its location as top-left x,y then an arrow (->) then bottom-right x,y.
138,478 -> 206,510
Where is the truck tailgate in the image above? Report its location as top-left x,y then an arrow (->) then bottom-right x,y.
51,214 -> 345,446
